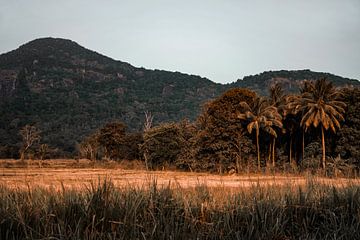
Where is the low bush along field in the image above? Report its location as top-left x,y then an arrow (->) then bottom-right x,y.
1,160 -> 360,239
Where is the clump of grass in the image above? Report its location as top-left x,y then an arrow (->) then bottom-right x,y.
0,179 -> 360,239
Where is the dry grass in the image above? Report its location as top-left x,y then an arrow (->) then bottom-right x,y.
1,159 -> 359,191
1,159 -> 360,239
1,177 -> 360,239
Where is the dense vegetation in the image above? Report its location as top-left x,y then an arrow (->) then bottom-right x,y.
73,78 -> 359,175
1,179 -> 360,239
1,38 -> 359,158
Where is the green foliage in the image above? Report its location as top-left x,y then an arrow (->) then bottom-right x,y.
187,88 -> 257,172
140,122 -> 190,169
97,122 -> 127,159
335,88 -> 360,168
1,39 -> 358,158
119,132 -> 143,160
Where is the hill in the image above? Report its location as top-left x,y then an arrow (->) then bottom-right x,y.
0,37 -> 358,157
230,69 -> 360,96
0,38 -> 223,156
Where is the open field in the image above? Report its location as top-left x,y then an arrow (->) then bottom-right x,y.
1,159 -> 360,190
1,159 -> 360,239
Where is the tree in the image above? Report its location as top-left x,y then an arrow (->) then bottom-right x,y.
191,88 -> 257,172
38,144 -> 49,160
120,132 -> 143,160
143,111 -> 154,170
19,124 -> 41,160
291,78 -> 346,169
238,96 -> 283,170
334,87 -> 360,168
269,83 -> 286,166
140,122 -> 186,169
79,133 -> 100,160
97,122 -> 127,160
281,108 -> 299,165
269,83 -> 286,110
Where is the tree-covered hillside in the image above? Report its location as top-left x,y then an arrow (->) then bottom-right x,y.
230,69 -> 360,96
0,37 -> 358,157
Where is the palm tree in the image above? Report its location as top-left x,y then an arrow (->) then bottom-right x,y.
269,83 -> 286,109
269,83 -> 286,166
290,78 -> 346,169
285,94 -> 304,164
238,96 -> 283,170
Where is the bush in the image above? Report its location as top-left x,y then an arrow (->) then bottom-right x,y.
140,122 -> 188,169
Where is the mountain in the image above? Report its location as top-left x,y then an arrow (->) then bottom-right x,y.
0,38 -> 224,156
230,69 -> 360,96
0,37 -> 359,157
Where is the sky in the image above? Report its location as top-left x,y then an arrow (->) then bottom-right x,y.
0,0 -> 359,84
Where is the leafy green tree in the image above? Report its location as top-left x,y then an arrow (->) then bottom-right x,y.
121,132 -> 143,160
97,122 -> 127,160
335,87 -> 360,168
140,122 -> 186,169
190,88 -> 256,172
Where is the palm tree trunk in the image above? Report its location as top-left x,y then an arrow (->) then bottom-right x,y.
289,136 -> 293,164
256,127 -> 260,171
302,130 -> 305,161
268,142 -> 271,166
272,137 -> 276,167
321,126 -> 326,170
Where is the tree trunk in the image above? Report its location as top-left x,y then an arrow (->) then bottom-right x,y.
20,145 -> 30,161
20,151 -> 25,161
144,150 -> 149,170
256,127 -> 260,171
289,136 -> 293,164
236,143 -> 241,173
321,126 -> 326,170
272,137 -> 276,167
302,130 -> 305,161
268,142 -> 271,167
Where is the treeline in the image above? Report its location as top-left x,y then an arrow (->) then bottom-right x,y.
73,78 -> 360,175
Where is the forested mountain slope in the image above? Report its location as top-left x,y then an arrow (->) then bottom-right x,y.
0,37 -> 358,157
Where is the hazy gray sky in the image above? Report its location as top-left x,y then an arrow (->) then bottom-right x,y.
0,0 -> 359,83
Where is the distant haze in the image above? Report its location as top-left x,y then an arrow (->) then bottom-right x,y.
0,0 -> 359,83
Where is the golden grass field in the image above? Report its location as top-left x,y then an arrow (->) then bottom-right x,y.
1,159 -> 360,191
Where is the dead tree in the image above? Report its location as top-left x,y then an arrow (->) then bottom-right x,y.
143,111 -> 153,170
19,124 -> 41,160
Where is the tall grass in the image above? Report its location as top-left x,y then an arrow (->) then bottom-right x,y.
0,179 -> 360,239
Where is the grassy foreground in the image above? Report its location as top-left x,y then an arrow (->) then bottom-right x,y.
0,178 -> 360,240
